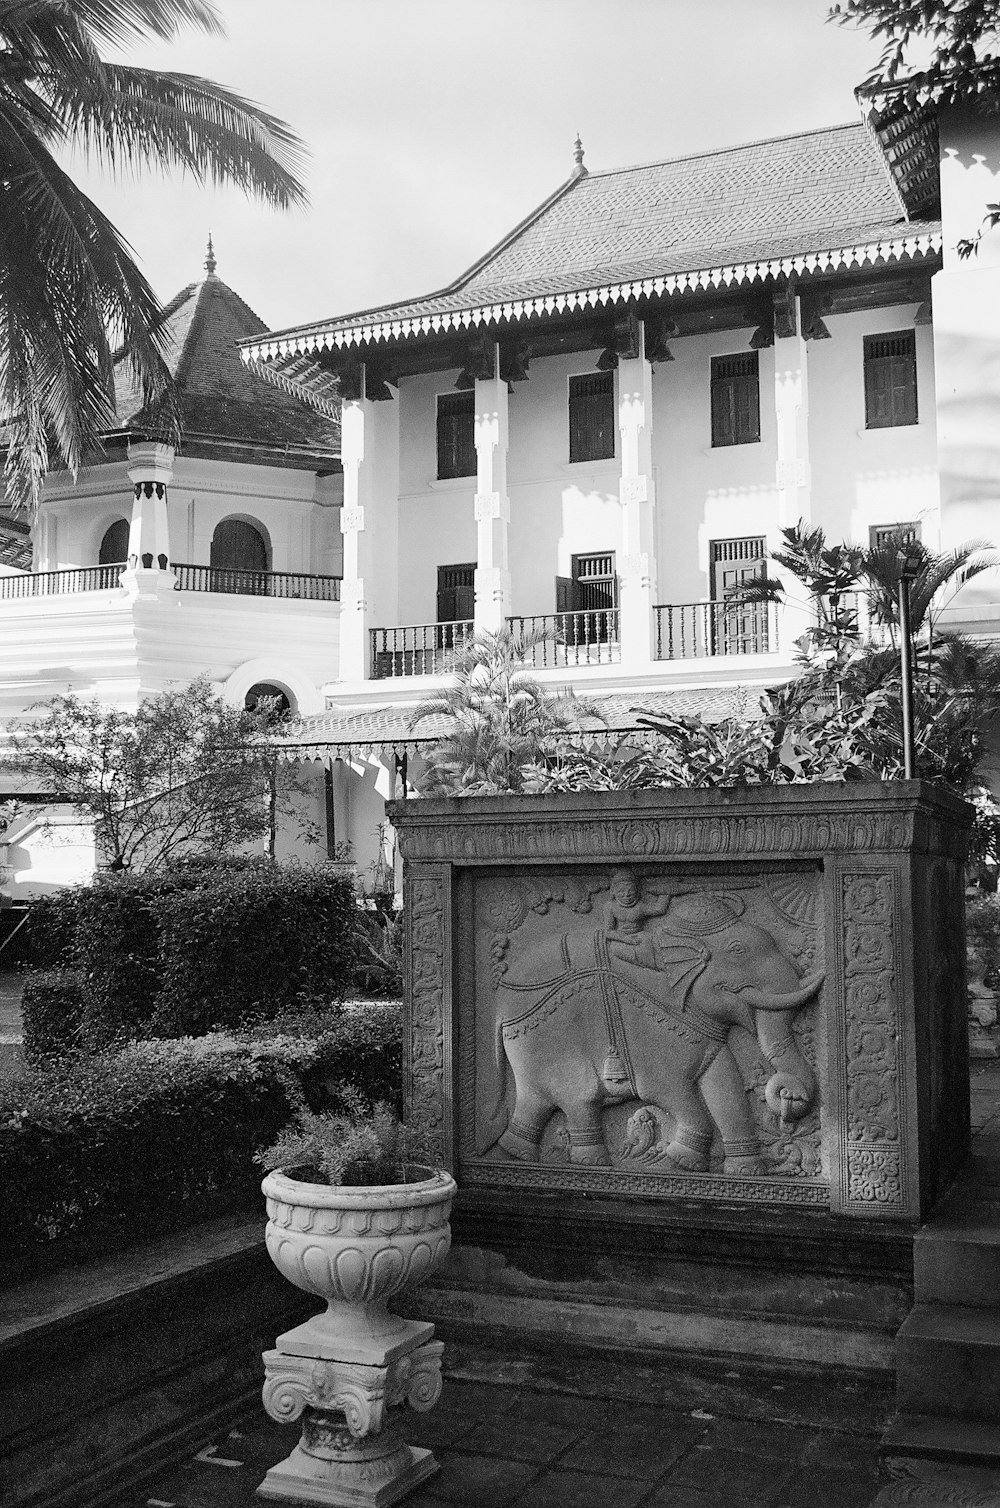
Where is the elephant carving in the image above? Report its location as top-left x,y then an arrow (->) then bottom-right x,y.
481,871 -> 823,1175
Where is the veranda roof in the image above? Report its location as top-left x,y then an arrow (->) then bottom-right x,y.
243,120 -> 941,393
275,684 -> 758,762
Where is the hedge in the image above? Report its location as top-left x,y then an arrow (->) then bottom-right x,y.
21,970 -> 87,1064
0,1001 -> 402,1259
24,861 -> 362,1051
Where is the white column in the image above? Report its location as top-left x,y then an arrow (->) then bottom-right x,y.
473,348 -> 511,634
339,386 -> 376,681
617,329 -> 657,664
773,310 -> 811,530
123,441 -> 174,595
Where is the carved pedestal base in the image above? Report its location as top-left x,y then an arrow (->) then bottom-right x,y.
258,1340 -> 443,1507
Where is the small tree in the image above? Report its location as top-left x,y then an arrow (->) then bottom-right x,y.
10,678 -> 276,872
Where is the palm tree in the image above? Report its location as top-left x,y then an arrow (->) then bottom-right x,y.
862,537 -> 999,643
0,0 -> 307,512
409,626 -> 603,795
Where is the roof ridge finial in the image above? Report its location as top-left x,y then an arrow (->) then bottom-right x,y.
572,134 -> 587,178
205,233 -> 217,277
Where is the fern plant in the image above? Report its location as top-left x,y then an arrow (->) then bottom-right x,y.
255,1089 -> 424,1186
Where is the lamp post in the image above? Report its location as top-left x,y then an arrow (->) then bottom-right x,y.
897,542 -> 923,780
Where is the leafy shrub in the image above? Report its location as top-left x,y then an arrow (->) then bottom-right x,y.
27,891 -> 84,970
352,911 -> 403,998
150,865 -> 360,1035
21,969 -> 87,1064
21,862 -> 362,1043
0,1001 -> 403,1256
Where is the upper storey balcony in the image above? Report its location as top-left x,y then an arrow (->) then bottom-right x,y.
0,562 -> 341,602
369,597 -> 779,679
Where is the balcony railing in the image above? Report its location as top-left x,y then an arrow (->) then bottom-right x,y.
371,621 -> 474,679
655,599 -> 777,660
507,610 -> 621,668
0,563 -> 341,602
170,564 -> 341,600
0,564 -> 123,598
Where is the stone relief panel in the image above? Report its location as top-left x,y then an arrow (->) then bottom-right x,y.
464,866 -> 827,1202
840,872 -> 905,1211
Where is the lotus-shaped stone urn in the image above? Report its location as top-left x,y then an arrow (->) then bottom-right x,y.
258,1165 -> 456,1506
262,1165 -> 456,1363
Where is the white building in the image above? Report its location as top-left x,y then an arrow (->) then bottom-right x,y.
5,82 -> 1000,887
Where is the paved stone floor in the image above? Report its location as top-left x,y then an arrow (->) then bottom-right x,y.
110,1056 -> 1000,1508
114,1382 -> 886,1508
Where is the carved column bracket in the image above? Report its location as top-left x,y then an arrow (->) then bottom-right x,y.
773,279 -> 798,340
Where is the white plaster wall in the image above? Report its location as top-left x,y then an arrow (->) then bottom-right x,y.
650,331 -> 777,605
0,589 -> 340,721
5,811 -> 98,898
34,455 -> 342,578
807,307 -> 939,550
932,104 -> 1000,627
388,316 -> 938,630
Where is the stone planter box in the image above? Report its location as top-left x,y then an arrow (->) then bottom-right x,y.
390,783 -> 971,1226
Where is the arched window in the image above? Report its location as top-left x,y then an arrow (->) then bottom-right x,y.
245,681 -> 292,721
211,519 -> 267,570
99,518 -> 130,565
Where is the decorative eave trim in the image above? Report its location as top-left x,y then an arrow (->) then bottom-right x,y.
241,231 -> 943,364
243,354 -> 342,422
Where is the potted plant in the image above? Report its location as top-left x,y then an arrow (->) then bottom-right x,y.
255,1093 -> 456,1506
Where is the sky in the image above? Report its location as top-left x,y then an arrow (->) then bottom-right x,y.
65,0 -> 885,336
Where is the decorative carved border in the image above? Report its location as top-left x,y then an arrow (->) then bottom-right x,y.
397,810 -> 965,864
460,1160 -> 830,1206
405,866 -> 450,1167
837,871 -> 907,1214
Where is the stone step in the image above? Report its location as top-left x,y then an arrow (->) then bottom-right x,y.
896,1305 -> 1000,1421
883,1411 -> 1000,1467
915,1197 -> 1000,1307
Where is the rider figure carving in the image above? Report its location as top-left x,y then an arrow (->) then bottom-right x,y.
604,868 -> 669,971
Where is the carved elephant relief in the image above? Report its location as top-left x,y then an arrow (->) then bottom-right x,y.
474,869 -> 824,1179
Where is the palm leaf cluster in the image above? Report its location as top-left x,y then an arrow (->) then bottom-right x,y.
409,626 -> 602,795
0,0 -> 308,511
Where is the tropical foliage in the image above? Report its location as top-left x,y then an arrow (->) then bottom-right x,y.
830,1 -> 1000,98
410,626 -> 602,795
0,0 -> 307,511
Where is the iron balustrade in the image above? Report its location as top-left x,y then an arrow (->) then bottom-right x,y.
507,609 -> 620,668
654,598 -> 776,660
370,621 -> 474,679
170,564 -> 341,600
0,563 -> 342,601
0,564 -> 124,598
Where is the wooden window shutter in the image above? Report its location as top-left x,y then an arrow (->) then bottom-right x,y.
437,392 -> 476,478
864,332 -> 917,429
568,373 -> 615,462
711,353 -> 759,446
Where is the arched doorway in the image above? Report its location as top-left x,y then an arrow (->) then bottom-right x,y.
98,518 -> 130,565
210,518 -> 268,593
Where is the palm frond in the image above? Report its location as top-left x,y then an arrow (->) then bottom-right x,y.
49,65 -> 309,208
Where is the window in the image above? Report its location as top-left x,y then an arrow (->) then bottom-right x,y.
556,552 -> 618,643
568,373 -> 615,463
210,518 -> 268,593
437,563 -> 476,626
98,518 -> 130,565
710,537 -> 769,654
710,353 -> 760,447
870,522 -> 920,550
864,331 -> 917,429
436,392 -> 476,479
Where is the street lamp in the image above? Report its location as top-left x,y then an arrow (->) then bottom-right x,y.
897,541 -> 923,780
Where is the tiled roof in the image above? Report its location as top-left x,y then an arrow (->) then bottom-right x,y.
253,122 -> 939,359
115,272 -> 341,462
276,684 -> 758,759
